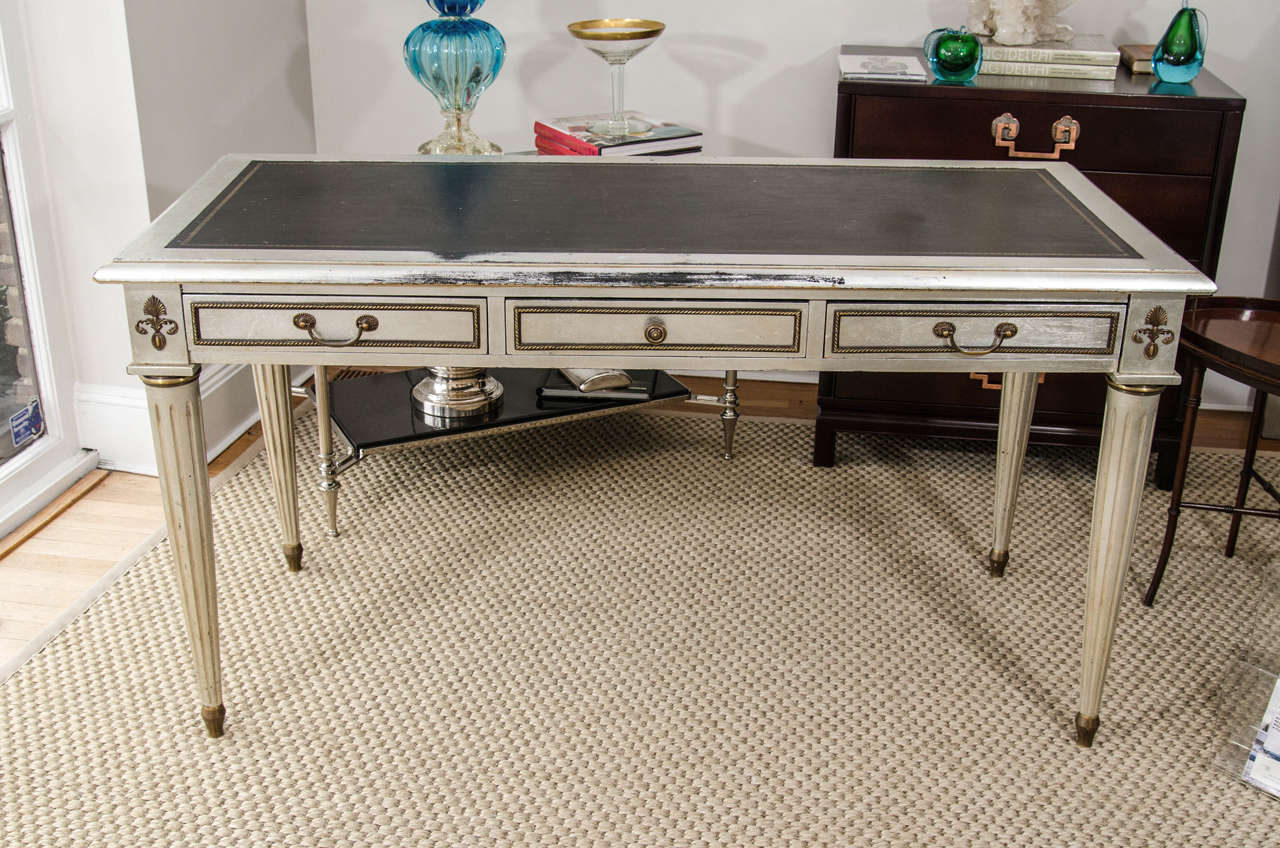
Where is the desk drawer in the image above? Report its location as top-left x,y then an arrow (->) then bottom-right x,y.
826,303 -> 1122,360
186,295 -> 485,351
508,299 -> 806,357
849,95 -> 1221,176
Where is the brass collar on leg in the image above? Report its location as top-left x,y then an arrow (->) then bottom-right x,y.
1104,375 -> 1164,396
139,367 -> 202,389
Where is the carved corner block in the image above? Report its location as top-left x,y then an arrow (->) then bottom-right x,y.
1117,296 -> 1184,379
125,287 -> 190,368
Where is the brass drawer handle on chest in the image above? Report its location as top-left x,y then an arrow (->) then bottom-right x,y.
643,318 -> 668,345
991,112 -> 1080,160
291,312 -> 380,347
933,320 -> 1018,355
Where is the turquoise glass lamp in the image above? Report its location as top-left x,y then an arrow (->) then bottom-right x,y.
404,0 -> 506,154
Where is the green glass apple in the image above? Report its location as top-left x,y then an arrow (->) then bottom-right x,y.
924,27 -> 983,83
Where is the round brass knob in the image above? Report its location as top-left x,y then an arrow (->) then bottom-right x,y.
644,319 -> 667,345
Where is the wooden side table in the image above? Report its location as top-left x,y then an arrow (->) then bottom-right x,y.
815,47 -> 1246,487
1144,297 -> 1280,605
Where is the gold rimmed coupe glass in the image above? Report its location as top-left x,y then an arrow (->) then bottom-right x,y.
567,18 -> 665,139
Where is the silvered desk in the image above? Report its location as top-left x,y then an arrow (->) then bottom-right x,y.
94,156 -> 1213,746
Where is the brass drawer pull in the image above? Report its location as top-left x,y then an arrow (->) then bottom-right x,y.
934,321 -> 1018,355
991,112 -> 1080,160
644,319 -> 667,344
292,312 -> 379,346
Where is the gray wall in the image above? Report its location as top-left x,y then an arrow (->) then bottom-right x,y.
124,0 -> 317,219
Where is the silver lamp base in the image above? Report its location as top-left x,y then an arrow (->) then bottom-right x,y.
411,366 -> 504,422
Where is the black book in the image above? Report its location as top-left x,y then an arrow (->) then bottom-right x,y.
537,369 -> 657,401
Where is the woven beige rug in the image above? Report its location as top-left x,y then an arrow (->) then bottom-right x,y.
3,408 -> 1280,846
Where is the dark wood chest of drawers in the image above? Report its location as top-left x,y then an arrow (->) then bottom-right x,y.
814,49 -> 1245,486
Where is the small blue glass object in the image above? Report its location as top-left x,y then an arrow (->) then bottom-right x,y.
1152,2 -> 1206,84
404,0 -> 505,154
924,26 -> 983,84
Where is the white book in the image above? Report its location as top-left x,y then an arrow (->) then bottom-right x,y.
978,34 -> 1119,67
838,52 -> 927,81
978,60 -> 1118,81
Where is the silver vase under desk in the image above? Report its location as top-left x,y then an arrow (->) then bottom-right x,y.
95,154 -> 1212,748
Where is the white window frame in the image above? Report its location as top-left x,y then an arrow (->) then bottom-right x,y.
0,7 -> 97,538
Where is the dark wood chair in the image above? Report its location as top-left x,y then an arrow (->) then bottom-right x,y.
1145,297 -> 1280,606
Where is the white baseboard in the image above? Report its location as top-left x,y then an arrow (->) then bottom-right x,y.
75,364 -> 263,475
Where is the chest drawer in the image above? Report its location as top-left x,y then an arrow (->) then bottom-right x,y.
849,95 -> 1221,176
186,295 -> 485,351
826,302 -> 1122,361
508,299 -> 806,357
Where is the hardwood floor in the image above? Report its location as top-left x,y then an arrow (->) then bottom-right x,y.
0,377 -> 1273,668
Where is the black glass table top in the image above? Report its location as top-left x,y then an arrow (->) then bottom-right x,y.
327,368 -> 690,455
171,159 -> 1138,260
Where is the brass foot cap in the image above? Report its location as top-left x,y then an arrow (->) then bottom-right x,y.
988,549 -> 1009,578
202,704 -> 226,738
283,542 -> 303,572
1075,712 -> 1099,747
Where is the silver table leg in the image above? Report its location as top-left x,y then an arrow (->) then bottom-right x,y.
721,370 -> 739,460
252,364 -> 302,571
314,368 -> 340,537
990,371 -> 1040,577
1076,377 -> 1162,747
141,369 -> 224,737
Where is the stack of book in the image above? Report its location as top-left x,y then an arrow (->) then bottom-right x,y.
1119,44 -> 1155,75
533,112 -> 702,157
976,34 -> 1120,81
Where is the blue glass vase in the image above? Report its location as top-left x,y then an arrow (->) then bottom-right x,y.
1152,2 -> 1206,84
404,0 -> 505,154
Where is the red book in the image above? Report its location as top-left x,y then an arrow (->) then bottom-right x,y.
534,136 -> 588,156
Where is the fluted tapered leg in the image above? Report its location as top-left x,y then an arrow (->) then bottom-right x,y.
990,371 -> 1040,577
314,368 -> 340,537
1077,378 -> 1162,747
721,370 -> 739,460
142,369 -> 224,737
252,364 -> 302,571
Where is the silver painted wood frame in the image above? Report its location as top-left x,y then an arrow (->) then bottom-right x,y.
98,155 -> 1213,747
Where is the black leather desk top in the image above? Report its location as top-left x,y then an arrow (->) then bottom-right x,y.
170,159 -> 1138,260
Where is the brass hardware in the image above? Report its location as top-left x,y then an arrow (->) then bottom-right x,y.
511,305 -> 803,353
933,320 -> 1018,355
202,704 -> 226,738
1131,306 -> 1176,360
1104,375 -> 1165,396
189,301 -> 481,349
991,112 -> 1080,160
988,549 -> 1009,578
1075,712 -> 1099,748
138,367 -> 202,389
969,372 -> 1047,391
829,309 -> 1118,355
282,542 -> 303,573
291,312 -> 379,347
643,319 -> 668,344
135,295 -> 179,350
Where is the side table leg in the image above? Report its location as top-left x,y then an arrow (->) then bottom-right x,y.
1077,377 -> 1162,746
1144,363 -> 1205,606
252,364 -> 302,571
721,370 -> 739,460
990,371 -> 1040,577
314,367 -> 340,538
141,370 -> 225,737
1225,389 -> 1267,557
